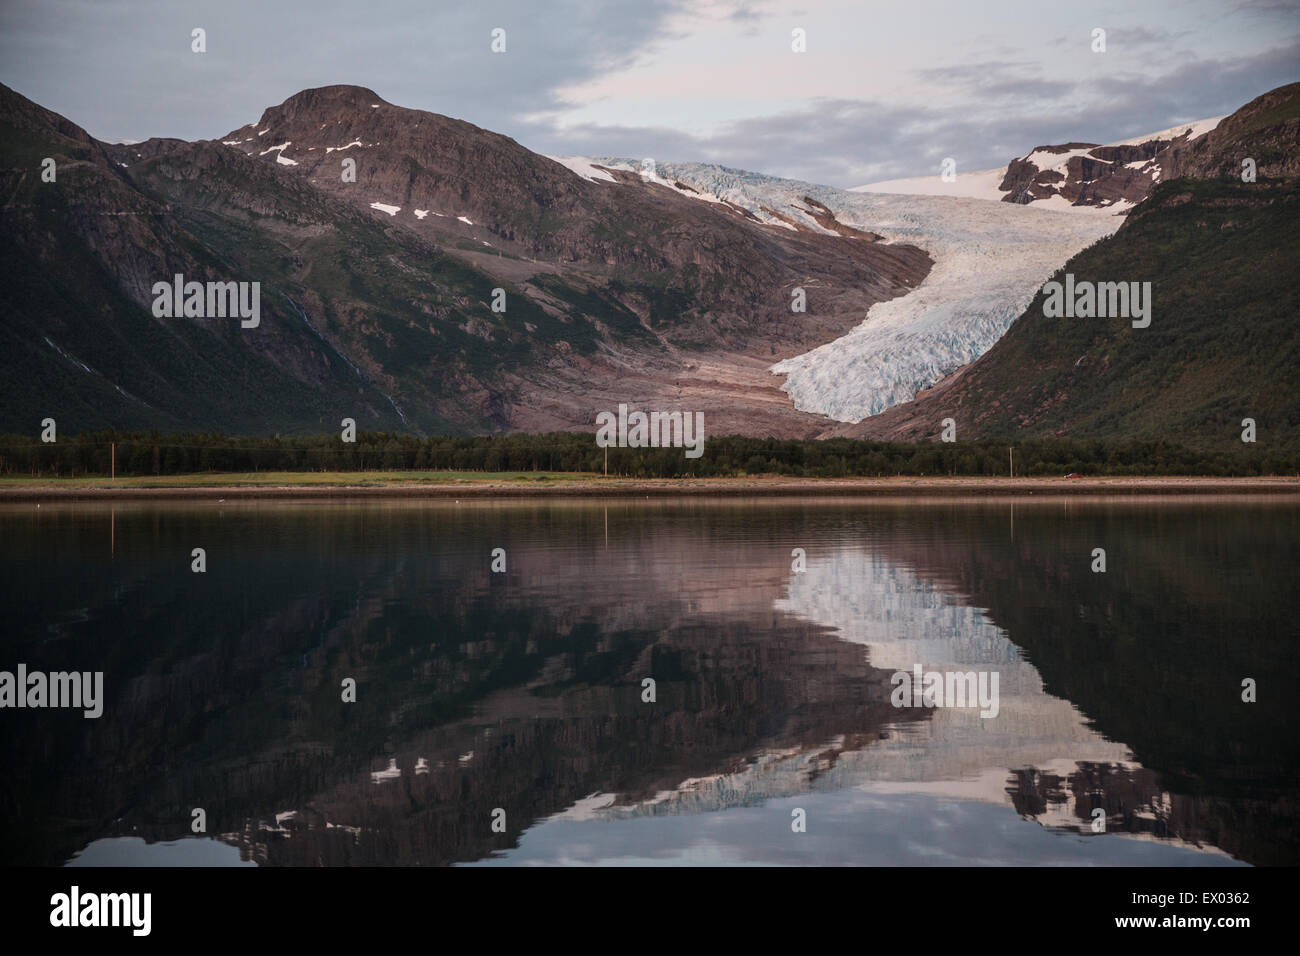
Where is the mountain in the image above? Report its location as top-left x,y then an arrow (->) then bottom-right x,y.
656,83 -> 1298,438
0,85 -> 418,435
833,83 -> 1300,452
854,117 -> 1224,212
1,83 -> 931,437
4,80 -> 1294,445
995,117 -> 1223,210
655,163 -> 1122,421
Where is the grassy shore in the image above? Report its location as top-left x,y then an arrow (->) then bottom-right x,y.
0,472 -> 1297,500
0,470 -> 589,488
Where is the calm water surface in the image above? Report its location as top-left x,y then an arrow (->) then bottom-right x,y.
2,496 -> 1296,866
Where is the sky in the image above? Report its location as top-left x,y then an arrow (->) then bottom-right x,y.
1,0 -> 1296,188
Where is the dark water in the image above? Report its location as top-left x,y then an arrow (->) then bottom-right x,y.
1,496 -> 1296,866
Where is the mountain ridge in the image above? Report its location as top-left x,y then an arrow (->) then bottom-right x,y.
853,115 -> 1225,211
3,80 -> 1295,447
2,81 -> 932,437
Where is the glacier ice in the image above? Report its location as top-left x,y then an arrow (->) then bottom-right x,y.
653,162 -> 1122,423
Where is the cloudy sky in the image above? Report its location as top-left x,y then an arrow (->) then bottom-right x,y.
1,0 -> 1296,187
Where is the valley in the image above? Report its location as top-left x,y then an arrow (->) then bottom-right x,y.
2,81 -> 1296,452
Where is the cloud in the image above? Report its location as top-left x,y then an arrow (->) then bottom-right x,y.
913,60 -> 1075,102
0,0 -> 692,142
0,0 -> 1295,188
1233,0 -> 1300,15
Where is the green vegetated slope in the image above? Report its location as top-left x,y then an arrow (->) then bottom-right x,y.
950,177 -> 1298,448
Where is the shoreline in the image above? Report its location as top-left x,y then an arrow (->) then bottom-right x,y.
1,475 -> 1297,501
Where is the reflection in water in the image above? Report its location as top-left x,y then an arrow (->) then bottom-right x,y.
0,498 -> 1293,866
67,837 -> 254,867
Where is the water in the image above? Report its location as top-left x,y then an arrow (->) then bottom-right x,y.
1,496 -> 1295,866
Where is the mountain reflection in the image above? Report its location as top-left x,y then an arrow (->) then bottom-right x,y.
0,498 -> 1293,866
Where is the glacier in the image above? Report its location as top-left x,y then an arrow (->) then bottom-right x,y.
649,161 -> 1123,423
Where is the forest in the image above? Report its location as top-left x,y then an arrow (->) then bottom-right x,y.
1,430 -> 1293,478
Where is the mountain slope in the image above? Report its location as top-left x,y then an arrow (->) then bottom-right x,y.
205,86 -> 937,438
836,84 -> 1300,452
211,86 -> 930,354
0,85 -> 412,435
1160,82 -> 1300,181
1,82 -> 933,437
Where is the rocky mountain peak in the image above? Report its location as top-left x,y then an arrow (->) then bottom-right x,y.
996,123 -> 1219,210
1160,81 -> 1300,181
257,84 -> 388,123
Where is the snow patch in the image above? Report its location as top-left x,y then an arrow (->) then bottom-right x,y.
325,140 -> 364,153
592,158 -> 731,206
457,215 -> 473,225
370,202 -> 401,216
1021,146 -> 1101,171
1109,116 -> 1223,147
853,167 -> 1007,203
414,209 -> 429,219
276,154 -> 297,166
547,155 -> 618,183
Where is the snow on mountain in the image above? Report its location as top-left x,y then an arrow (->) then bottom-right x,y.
546,155 -> 618,183
849,167 -> 1008,202
588,156 -> 735,207
657,161 -> 1119,422
852,117 -> 1223,212
1108,115 -> 1223,146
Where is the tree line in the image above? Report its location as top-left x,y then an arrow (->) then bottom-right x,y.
0,430 -> 1293,478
